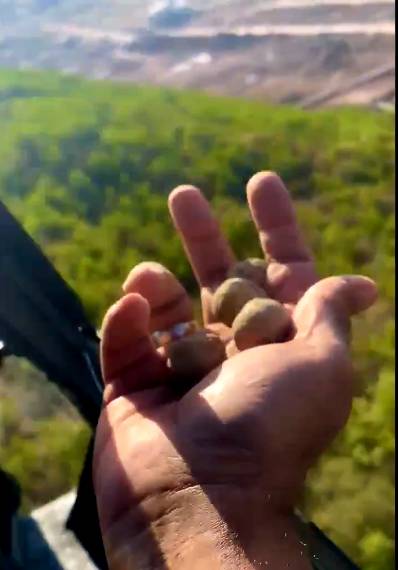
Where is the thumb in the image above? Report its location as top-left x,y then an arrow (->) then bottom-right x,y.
294,275 -> 378,346
101,293 -> 169,403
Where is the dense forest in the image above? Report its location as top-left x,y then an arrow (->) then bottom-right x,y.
0,69 -> 394,569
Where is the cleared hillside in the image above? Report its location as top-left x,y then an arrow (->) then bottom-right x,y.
0,0 -> 395,106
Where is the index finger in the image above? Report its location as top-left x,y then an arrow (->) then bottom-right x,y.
168,185 -> 235,288
247,171 -> 314,265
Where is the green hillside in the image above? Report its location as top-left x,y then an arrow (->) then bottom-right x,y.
0,69 -> 394,569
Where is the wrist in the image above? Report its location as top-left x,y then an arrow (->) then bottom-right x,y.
103,484 -> 312,570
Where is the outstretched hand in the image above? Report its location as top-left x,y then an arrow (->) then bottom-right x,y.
93,172 -> 377,570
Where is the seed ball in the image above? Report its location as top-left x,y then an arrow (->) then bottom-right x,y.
228,258 -> 267,289
167,330 -> 226,379
232,298 -> 292,350
212,277 -> 267,327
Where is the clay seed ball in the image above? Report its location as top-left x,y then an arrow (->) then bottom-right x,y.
167,330 -> 226,379
232,298 -> 292,350
212,277 -> 267,327
228,258 -> 267,289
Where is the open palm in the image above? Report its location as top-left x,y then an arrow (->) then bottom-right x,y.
93,172 -> 377,569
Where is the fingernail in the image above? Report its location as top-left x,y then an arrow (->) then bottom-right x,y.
122,262 -> 169,292
342,275 -> 378,311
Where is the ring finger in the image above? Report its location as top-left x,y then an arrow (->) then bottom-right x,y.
123,261 -> 194,333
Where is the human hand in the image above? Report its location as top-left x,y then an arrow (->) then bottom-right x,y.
93,172 -> 377,569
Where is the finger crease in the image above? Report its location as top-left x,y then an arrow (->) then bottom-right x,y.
183,227 -> 221,244
268,253 -> 313,264
151,291 -> 188,318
